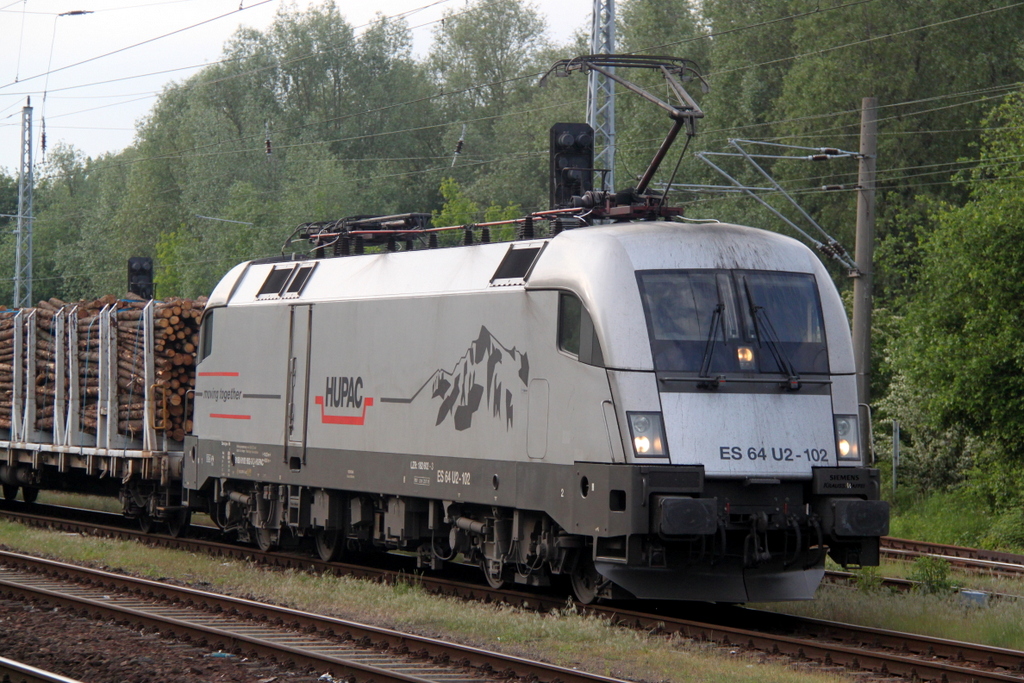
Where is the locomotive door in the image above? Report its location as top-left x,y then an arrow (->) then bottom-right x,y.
285,304 -> 313,467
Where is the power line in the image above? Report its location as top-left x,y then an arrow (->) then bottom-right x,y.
10,0 -> 1003,168
629,0 -> 880,56
0,0 -> 276,90
709,2 -> 1024,81
0,0 -> 463,99
6,0 -> 1020,213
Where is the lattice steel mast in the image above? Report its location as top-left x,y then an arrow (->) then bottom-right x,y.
587,0 -> 615,191
15,98 -> 34,309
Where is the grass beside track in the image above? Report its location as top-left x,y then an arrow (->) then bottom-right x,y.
758,579 -> 1024,650
0,519 -> 839,683
29,492 -> 1024,649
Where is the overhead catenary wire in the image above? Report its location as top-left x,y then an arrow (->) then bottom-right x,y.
19,167 -> 1024,295
0,0 -> 276,91
0,0 -> 464,99
709,1 -> 1024,82
0,0 -> 497,169
13,0 -> 28,83
3,0 -> 1011,172
47,79 -> 1024,209
2,0 -> 1015,278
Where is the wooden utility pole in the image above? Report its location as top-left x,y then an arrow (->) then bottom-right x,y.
852,97 -> 877,455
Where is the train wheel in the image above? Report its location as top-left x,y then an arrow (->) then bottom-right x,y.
138,514 -> 154,534
2,485 -> 17,501
480,559 -> 505,590
253,526 -> 277,552
570,554 -> 602,604
166,509 -> 192,538
314,528 -> 343,562
21,487 -> 38,504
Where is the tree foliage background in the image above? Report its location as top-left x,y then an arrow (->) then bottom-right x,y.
4,0 -> 1024,513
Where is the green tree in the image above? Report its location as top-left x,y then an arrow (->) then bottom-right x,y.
432,177 -> 480,227
888,91 -> 1024,494
616,0 -> 709,194
429,0 -> 547,115
0,169 -> 19,305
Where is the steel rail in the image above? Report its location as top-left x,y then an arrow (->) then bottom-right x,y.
823,570 -> 1022,601
4,504 -> 1024,682
0,657 -> 85,683
882,536 -> 1024,576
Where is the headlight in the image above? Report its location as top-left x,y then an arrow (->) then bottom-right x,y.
627,412 -> 668,458
835,414 -> 860,461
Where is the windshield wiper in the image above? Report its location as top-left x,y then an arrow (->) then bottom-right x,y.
697,303 -> 724,388
743,281 -> 801,391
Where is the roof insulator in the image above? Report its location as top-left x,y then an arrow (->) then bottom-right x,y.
519,216 -> 534,240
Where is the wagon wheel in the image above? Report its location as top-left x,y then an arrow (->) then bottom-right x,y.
314,527 -> 344,562
20,487 -> 38,504
138,514 -> 154,534
570,553 -> 603,605
2,485 -> 17,501
166,509 -> 192,538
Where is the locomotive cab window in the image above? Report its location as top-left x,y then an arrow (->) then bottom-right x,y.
637,269 -> 828,375
198,309 -> 214,364
558,292 -> 604,367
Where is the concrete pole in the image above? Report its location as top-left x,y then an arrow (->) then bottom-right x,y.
852,97 -> 877,455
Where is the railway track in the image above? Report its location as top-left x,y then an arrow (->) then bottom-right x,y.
881,537 -> 1024,577
0,550 -> 629,683
3,503 -> 1024,682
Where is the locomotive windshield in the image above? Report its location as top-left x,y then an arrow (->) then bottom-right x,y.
637,269 -> 829,375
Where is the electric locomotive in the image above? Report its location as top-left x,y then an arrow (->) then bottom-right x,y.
183,218 -> 888,603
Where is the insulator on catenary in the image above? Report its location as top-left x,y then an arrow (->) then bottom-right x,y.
451,123 -> 466,167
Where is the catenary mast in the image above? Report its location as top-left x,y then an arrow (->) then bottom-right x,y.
587,0 -> 615,192
15,99 -> 34,309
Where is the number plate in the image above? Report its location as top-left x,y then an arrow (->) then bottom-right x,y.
718,446 -> 831,464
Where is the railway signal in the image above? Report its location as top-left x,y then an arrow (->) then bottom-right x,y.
549,123 -> 594,209
128,256 -> 154,299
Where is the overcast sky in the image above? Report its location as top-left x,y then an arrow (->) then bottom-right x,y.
0,0 -> 592,176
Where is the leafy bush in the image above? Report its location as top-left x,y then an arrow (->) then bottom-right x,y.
980,508 -> 1024,552
852,565 -> 883,593
908,556 -> 955,594
888,489 -> 994,548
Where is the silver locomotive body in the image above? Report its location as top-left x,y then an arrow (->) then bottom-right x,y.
184,221 -> 888,602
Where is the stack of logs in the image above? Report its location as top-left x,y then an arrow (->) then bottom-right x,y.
0,294 -> 205,443
0,311 -> 18,428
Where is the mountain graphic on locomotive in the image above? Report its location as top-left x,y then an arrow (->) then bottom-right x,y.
0,55 -> 888,603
